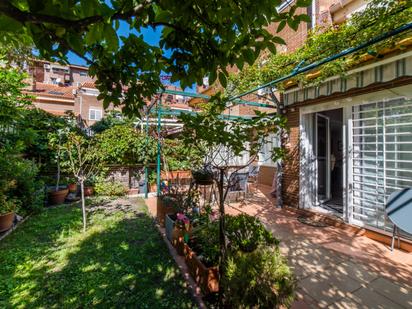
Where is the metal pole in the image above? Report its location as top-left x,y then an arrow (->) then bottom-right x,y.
158,89 -> 274,109
156,95 -> 162,196
144,107 -> 149,199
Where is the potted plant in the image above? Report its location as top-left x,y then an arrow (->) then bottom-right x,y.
157,190 -> 179,227
171,213 -> 193,255
184,222 -> 220,294
0,190 -> 18,233
84,177 -> 95,196
67,177 -> 77,193
149,170 -> 157,193
192,166 -> 214,185
48,130 -> 69,205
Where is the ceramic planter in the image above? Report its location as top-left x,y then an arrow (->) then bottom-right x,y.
48,188 -> 69,205
67,183 -> 77,193
84,186 -> 94,196
0,212 -> 15,232
184,243 -> 219,294
165,213 -> 176,242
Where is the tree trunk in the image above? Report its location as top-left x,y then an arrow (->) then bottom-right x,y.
55,149 -> 60,192
80,179 -> 86,232
218,168 -> 226,307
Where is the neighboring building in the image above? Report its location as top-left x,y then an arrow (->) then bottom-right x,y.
25,60 -> 191,126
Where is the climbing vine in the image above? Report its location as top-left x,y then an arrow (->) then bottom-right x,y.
228,0 -> 412,95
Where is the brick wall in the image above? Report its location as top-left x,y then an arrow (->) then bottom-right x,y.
267,5 -> 309,52
282,107 -> 300,208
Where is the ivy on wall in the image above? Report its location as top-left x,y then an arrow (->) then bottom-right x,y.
228,0 -> 412,94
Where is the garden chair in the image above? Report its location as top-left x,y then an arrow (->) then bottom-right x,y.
385,188 -> 412,251
226,172 -> 249,203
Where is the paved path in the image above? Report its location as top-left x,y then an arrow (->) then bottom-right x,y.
227,186 -> 412,309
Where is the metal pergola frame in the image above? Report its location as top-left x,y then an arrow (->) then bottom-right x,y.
142,22 -> 412,199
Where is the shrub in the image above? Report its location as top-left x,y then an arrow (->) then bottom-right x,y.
95,180 -> 127,196
225,214 -> 279,252
0,152 -> 44,215
190,214 -> 279,266
190,222 -> 220,267
223,247 -> 296,308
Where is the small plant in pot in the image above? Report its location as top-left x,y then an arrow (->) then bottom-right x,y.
67,177 -> 77,193
48,130 -> 69,205
0,197 -> 18,232
192,166 -> 214,185
84,177 -> 95,196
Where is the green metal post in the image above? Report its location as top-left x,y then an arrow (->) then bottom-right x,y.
156,95 -> 162,196
144,109 -> 149,199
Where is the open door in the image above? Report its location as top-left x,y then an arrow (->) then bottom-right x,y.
315,113 -> 331,204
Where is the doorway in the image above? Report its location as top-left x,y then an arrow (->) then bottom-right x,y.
314,108 -> 343,213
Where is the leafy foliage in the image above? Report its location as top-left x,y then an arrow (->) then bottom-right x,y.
0,68 -> 45,215
190,214 -> 279,266
225,214 -> 279,252
95,124 -> 157,165
89,111 -> 133,134
0,68 -> 31,134
0,149 -> 44,215
95,180 -> 127,197
229,0 -> 412,93
179,94 -> 286,166
162,139 -> 203,171
223,247 -> 296,308
0,0 -> 309,116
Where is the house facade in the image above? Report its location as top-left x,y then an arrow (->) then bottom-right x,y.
276,1 -> 412,246
26,60 -> 190,126
282,49 -> 412,239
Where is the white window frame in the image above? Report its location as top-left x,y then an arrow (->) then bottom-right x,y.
89,108 -> 102,121
299,84 -> 412,231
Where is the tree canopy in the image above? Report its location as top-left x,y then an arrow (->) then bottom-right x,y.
0,0 -> 310,116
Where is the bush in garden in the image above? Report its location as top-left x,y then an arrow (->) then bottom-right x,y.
222,247 -> 296,309
225,214 -> 279,252
0,151 -> 44,215
190,214 -> 279,266
190,222 -> 220,267
95,180 -> 127,197
95,124 -> 157,165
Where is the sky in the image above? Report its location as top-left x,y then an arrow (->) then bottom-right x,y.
67,23 -> 196,92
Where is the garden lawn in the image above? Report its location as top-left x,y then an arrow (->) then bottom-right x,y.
0,197 -> 196,308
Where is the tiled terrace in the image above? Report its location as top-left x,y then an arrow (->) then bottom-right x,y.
226,185 -> 412,309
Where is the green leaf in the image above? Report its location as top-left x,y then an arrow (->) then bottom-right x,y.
277,20 -> 286,33
272,36 -> 286,45
218,71 -> 227,88
209,70 -> 217,85
296,0 -> 312,7
104,24 -> 119,51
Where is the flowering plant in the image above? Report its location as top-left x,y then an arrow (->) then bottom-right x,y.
176,213 -> 190,231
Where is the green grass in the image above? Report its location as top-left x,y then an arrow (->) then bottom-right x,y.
0,198 -> 196,308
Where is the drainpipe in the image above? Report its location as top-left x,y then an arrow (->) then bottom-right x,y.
311,0 -> 317,29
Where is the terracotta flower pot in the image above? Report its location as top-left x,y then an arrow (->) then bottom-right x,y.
0,212 -> 15,233
184,243 -> 219,294
84,186 -> 94,196
48,188 -> 69,205
68,183 -> 77,193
